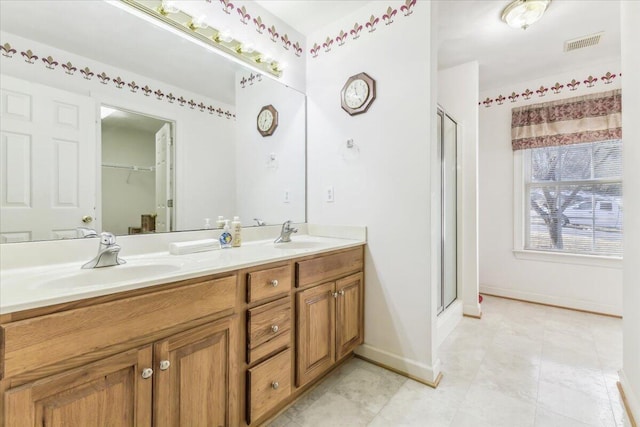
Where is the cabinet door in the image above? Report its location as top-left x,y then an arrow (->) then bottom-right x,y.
296,282 -> 335,387
4,346 -> 153,427
154,316 -> 238,427
336,273 -> 364,359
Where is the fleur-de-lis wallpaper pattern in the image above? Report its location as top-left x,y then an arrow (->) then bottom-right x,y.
480,72 -> 622,108
204,0 -> 304,61
0,40 -> 235,120
309,0 -> 416,60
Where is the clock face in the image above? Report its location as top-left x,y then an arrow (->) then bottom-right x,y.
340,72 -> 376,116
258,109 -> 274,131
344,79 -> 369,109
257,105 -> 278,136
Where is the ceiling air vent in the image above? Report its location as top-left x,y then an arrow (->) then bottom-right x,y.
564,32 -> 604,52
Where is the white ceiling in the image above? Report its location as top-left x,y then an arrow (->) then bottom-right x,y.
257,0 -> 622,92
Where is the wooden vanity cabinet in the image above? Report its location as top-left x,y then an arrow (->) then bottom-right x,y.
4,346 -> 154,426
0,244 -> 365,427
296,273 -> 364,387
0,274 -> 239,427
153,317 -> 237,427
295,248 -> 364,388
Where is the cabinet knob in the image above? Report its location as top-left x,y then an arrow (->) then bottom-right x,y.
270,279 -> 279,287
271,324 -> 279,333
331,291 -> 338,298
271,381 -> 279,390
159,360 -> 171,371
338,290 -> 345,296
141,368 -> 153,379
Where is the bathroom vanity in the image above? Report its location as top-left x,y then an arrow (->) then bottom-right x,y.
0,232 -> 365,426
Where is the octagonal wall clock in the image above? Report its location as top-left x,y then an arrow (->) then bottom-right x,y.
341,72 -> 376,116
257,104 -> 278,136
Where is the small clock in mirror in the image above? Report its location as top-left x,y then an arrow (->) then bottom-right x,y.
341,72 -> 376,116
257,104 -> 278,136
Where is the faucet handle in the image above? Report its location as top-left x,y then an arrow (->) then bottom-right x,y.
100,232 -> 117,246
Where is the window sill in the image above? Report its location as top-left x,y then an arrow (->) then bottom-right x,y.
513,249 -> 623,269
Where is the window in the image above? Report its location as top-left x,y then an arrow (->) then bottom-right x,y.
524,140 -> 623,256
511,89 -> 622,260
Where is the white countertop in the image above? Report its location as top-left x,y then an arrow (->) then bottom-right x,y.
0,232 -> 365,315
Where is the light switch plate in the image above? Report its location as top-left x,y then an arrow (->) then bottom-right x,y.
325,186 -> 334,203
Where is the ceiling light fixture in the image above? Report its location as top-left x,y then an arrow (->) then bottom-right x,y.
501,0 -> 551,30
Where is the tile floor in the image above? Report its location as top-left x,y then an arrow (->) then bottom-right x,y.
270,295 -> 631,427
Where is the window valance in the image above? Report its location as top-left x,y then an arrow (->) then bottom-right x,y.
511,89 -> 621,151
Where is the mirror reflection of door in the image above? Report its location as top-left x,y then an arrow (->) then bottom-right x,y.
100,106 -> 173,235
0,75 -> 97,243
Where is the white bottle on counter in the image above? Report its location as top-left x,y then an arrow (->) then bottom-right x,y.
216,215 -> 225,228
231,216 -> 242,247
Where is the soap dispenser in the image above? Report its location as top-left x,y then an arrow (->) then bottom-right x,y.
219,220 -> 232,249
231,216 -> 242,247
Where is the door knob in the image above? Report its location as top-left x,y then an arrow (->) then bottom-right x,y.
159,360 -> 171,371
271,325 -> 279,333
141,368 -> 153,379
271,381 -> 279,390
82,215 -> 93,224
338,290 -> 345,296
331,291 -> 338,298
270,279 -> 279,287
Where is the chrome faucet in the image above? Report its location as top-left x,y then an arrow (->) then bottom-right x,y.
82,232 -> 126,269
274,220 -> 298,243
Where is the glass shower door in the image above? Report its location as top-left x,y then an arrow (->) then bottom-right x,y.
437,109 -> 458,314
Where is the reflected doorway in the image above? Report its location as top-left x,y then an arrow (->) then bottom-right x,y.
100,106 -> 174,235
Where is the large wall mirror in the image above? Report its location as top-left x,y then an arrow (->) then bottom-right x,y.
0,0 -> 306,243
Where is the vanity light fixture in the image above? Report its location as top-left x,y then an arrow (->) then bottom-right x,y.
188,15 -> 208,30
501,0 -> 551,30
116,0 -> 282,77
157,0 -> 179,15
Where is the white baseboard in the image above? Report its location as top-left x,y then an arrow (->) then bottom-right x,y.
355,344 -> 441,385
463,301 -> 482,318
619,370 -> 639,426
479,284 -> 622,317
437,300 -> 463,346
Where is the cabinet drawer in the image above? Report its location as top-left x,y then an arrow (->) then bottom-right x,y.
247,349 -> 292,424
296,247 -> 363,288
1,275 -> 237,379
247,265 -> 291,303
247,298 -> 291,361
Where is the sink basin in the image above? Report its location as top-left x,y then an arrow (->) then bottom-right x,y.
28,259 -> 188,290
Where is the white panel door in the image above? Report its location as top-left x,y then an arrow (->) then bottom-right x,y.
155,123 -> 172,232
0,75 -> 97,242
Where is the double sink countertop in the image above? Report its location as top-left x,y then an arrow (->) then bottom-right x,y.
0,224 -> 366,315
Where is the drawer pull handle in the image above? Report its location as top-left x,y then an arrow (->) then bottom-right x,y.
141,368 -> 153,379
338,290 -> 345,296
271,381 -> 279,390
270,279 -> 279,287
271,325 -> 279,333
159,360 -> 171,371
